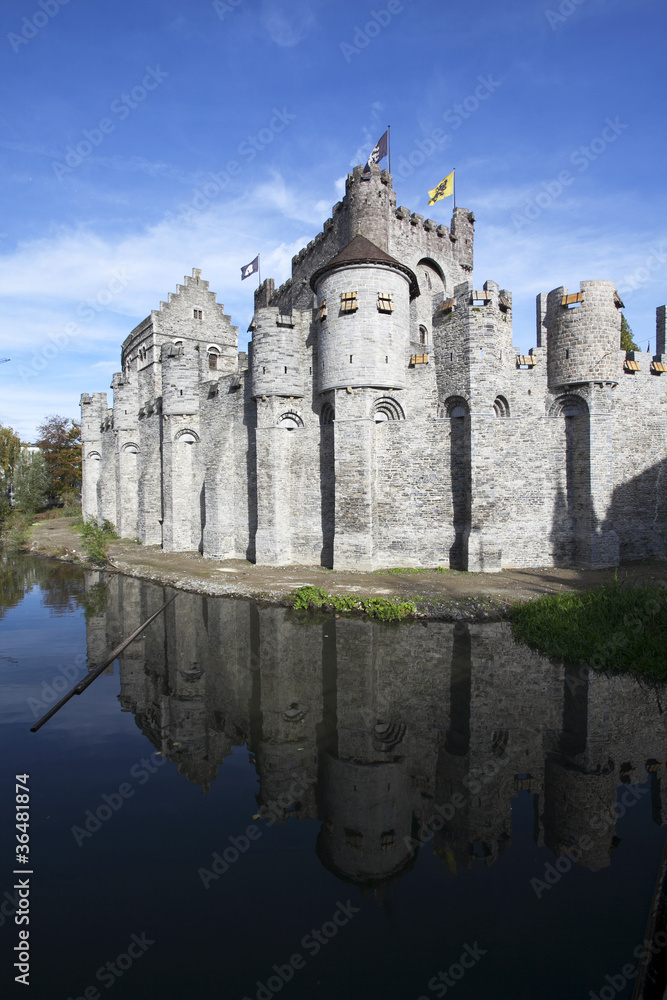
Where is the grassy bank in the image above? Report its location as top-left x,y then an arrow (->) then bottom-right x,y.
291,585 -> 417,622
509,579 -> 667,678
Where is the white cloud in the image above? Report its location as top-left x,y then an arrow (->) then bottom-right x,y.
0,173 -> 342,436
260,0 -> 319,46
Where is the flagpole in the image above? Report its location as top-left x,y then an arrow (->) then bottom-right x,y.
388,125 -> 391,176
258,254 -> 261,287
453,168 -> 456,212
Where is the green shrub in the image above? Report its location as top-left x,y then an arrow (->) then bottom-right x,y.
292,585 -> 416,622
76,518 -> 118,564
0,511 -> 32,550
509,580 -> 667,678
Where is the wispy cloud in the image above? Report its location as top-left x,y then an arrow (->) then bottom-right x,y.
260,0 -> 320,46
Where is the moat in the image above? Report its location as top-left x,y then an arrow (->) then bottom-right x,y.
2,554 -> 667,999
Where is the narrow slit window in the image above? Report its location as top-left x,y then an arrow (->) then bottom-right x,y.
194,309 -> 203,320
341,291 -> 358,313
319,299 -> 327,321
377,292 -> 394,314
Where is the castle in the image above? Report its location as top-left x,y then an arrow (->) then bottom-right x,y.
81,163 -> 667,571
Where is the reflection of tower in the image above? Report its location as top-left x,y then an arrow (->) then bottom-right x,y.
317,756 -> 414,884
252,608 -> 321,822
83,569 -> 111,669
433,624 -> 516,870
543,757 -> 617,871
315,617 -> 450,887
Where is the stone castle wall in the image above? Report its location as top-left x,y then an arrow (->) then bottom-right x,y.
81,167 -> 667,571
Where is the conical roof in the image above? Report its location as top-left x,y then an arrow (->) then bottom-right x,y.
310,234 -> 419,297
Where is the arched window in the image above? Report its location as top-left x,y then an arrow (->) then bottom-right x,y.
419,325 -> 428,345
208,350 -> 219,370
320,403 -> 335,426
175,429 -> 199,444
278,411 -> 304,430
548,394 -> 589,418
493,395 -> 510,418
373,396 -> 405,423
443,395 -> 470,419
121,442 -> 140,454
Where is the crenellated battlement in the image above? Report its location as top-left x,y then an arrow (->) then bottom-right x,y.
433,278 -> 515,387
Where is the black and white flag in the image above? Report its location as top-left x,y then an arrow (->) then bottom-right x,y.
241,255 -> 259,280
364,130 -> 388,172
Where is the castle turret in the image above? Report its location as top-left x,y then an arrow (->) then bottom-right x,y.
432,279 -> 515,572
80,392 -> 107,521
543,280 -> 621,568
341,163 -> 397,249
434,278 -> 514,404
249,280 -> 305,399
311,234 -> 418,393
545,280 -> 622,388
111,371 -> 140,538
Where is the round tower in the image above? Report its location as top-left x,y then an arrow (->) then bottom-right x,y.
249,306 -> 304,399
546,280 -> 621,388
311,234 -> 418,393
342,163 -> 396,249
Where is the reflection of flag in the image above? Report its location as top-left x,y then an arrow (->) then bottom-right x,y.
364,130 -> 389,172
241,255 -> 259,280
428,170 -> 455,206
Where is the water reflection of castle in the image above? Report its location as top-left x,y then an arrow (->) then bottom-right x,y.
87,573 -> 667,883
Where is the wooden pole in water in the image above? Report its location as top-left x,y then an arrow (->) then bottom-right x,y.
30,593 -> 177,733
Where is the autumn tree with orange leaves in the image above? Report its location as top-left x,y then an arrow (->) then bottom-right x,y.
35,415 -> 81,504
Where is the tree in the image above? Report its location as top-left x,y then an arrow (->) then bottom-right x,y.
621,313 -> 639,352
13,450 -> 50,514
35,415 -> 82,503
0,423 -> 21,509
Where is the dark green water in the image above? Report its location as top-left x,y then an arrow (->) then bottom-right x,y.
1,554 -> 667,999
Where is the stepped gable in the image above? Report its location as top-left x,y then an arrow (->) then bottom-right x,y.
309,233 -> 420,298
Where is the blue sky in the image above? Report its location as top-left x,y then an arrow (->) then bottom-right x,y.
0,0 -> 664,439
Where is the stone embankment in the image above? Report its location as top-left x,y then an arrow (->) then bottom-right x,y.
27,517 -> 667,622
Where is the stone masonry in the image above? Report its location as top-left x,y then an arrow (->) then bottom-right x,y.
81,163 -> 667,571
